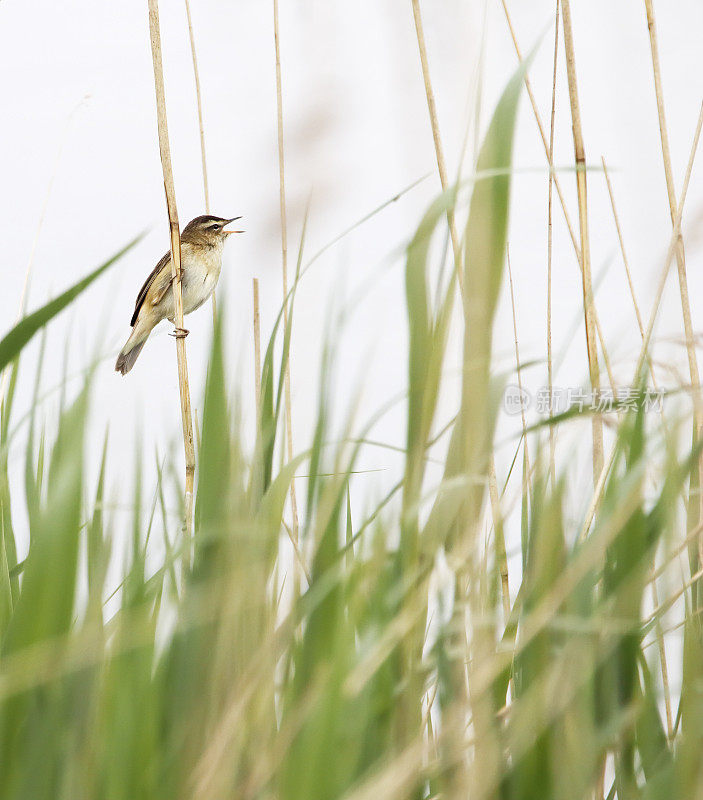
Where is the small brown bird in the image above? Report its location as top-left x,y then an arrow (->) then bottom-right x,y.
116,214 -> 242,375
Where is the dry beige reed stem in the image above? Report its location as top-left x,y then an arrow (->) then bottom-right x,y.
601,157 -> 664,399
601,158 -> 645,340
272,0 -> 300,551
579,103 -> 703,544
147,0 -> 196,537
281,518 -> 311,584
547,0 -> 559,489
633,103 -> 703,383
560,0 -> 603,484
500,0 -> 577,251
410,0 -> 466,303
647,563 -> 703,629
602,158 -> 673,729
183,0 -> 217,328
184,0 -> 210,214
643,0 -> 701,424
643,2 -> 703,573
499,0 -> 616,398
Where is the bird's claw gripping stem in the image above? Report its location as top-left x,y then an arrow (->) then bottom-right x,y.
170,327 -> 190,339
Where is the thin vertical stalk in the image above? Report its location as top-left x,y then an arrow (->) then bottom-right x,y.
471,0 -> 488,168
488,459 -> 510,625
605,150 -> 673,722
410,0 -> 465,303
499,0 -> 616,398
602,156 -> 678,452
576,104 -> 703,540
602,155 -> 680,719
579,104 -> 703,541
601,147 -> 682,725
560,0 -> 603,484
643,0 -> 701,416
601,157 -> 663,399
649,572 -> 673,736
507,249 -> 531,493
253,278 -> 262,420
643,1 -> 703,580
547,0 -> 560,489
601,159 -> 645,340
184,0 -> 210,213
507,248 -> 533,659
183,0 -> 217,327
147,0 -> 196,537
273,0 -> 300,547
500,0 -> 578,254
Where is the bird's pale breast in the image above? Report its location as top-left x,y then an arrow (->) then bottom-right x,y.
181,244 -> 222,314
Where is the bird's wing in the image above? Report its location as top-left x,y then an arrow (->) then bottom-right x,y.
150,270 -> 174,307
130,251 -> 172,327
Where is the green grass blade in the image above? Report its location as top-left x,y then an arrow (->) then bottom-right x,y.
0,234 -> 143,373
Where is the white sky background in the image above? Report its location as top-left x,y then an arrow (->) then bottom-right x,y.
2,0 -> 703,613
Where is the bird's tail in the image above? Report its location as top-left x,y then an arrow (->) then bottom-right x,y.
115,327 -> 149,375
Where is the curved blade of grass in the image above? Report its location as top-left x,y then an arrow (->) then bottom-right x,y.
403,186 -> 459,563
423,43 -> 533,799
2,386 -> 88,656
424,50 -> 533,549
0,234 -> 143,373
0,514 -> 11,639
258,215 -> 307,495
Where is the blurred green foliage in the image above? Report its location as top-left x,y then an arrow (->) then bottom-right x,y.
0,65 -> 699,800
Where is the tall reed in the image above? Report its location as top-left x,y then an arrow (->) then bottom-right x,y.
147,0 -> 196,537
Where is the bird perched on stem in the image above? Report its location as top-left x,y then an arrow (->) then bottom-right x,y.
116,214 -> 242,375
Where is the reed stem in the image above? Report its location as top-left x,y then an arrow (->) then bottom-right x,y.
547,0 -> 560,490
499,0 -> 616,399
273,0 -> 300,554
560,0 -> 603,484
643,1 -> 703,583
147,0 -> 196,538
183,0 -> 217,329
410,0 -> 465,304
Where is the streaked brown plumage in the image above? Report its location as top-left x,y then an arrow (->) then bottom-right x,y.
115,215 -> 241,375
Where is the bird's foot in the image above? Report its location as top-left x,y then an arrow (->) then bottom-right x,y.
170,326 -> 190,339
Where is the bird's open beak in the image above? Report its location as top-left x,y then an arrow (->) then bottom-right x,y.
223,216 -> 245,235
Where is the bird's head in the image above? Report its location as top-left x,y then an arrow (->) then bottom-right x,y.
181,215 -> 244,246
